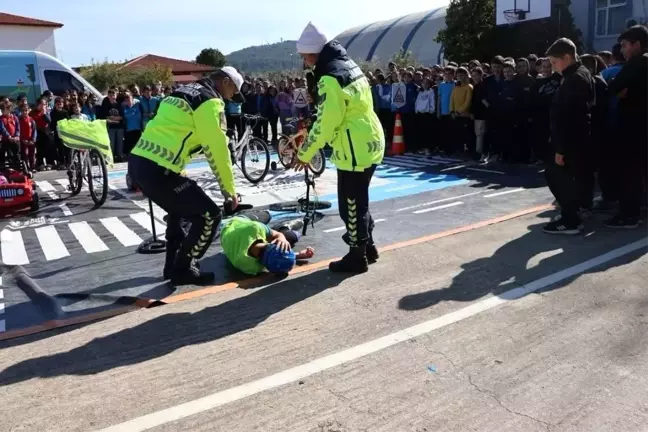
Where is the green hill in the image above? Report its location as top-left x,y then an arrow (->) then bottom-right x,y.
226,40 -> 301,73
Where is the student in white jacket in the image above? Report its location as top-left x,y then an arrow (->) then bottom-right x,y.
414,78 -> 436,155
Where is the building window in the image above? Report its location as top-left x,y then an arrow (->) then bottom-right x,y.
595,0 -> 629,36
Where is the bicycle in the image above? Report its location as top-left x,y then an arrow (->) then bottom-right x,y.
67,148 -> 108,207
272,116 -> 326,176
228,114 -> 271,184
268,166 -> 332,235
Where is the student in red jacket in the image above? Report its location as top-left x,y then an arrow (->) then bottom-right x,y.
31,98 -> 54,170
0,102 -> 21,167
19,105 -> 38,170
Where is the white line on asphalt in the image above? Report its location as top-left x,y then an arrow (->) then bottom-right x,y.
484,188 -> 525,198
94,237 -> 648,432
413,201 -> 464,214
440,164 -> 466,172
56,178 -> 69,188
100,217 -> 143,247
323,218 -> 386,234
0,229 -> 29,265
396,191 -> 481,212
38,180 -> 56,191
68,222 -> 109,253
467,167 -> 506,175
59,203 -> 73,216
130,212 -> 167,239
385,184 -> 418,192
35,225 -> 70,261
47,191 -> 59,200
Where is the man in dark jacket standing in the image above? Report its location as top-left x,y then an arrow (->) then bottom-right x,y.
604,25 -> 648,229
543,38 -> 596,235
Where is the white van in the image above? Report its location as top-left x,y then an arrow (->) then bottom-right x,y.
0,50 -> 103,104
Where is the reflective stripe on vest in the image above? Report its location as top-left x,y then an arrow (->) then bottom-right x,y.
135,139 -> 176,164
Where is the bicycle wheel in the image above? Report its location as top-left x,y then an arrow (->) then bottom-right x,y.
269,199 -> 332,213
277,135 -> 295,169
241,137 -> 270,184
87,149 -> 108,207
308,149 -> 326,176
67,150 -> 83,195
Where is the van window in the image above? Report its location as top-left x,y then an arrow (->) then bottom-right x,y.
43,70 -> 85,96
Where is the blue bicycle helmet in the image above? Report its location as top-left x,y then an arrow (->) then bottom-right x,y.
261,243 -> 297,274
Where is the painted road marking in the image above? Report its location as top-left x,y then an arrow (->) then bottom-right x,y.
440,164 -> 467,172
56,178 -> 69,188
484,188 -> 525,198
130,212 -> 167,239
94,237 -> 648,432
467,167 -> 506,175
396,192 -> 481,212
38,180 -> 56,192
385,184 -> 418,192
0,229 -> 29,265
323,219 -> 386,234
47,191 -> 59,200
101,217 -> 143,247
69,222 -> 109,253
35,225 -> 70,261
413,201 -> 464,214
59,203 -> 73,216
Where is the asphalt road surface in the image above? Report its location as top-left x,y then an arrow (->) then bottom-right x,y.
1,211 -> 646,432
0,153 -> 552,337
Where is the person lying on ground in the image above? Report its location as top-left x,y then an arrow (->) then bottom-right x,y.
220,216 -> 315,275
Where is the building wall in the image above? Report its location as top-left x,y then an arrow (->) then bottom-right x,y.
0,25 -> 57,57
569,0 -> 642,52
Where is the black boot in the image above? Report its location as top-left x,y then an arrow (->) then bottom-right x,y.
163,257 -> 201,280
168,252 -> 214,285
329,245 -> 369,274
170,265 -> 215,285
366,244 -> 379,264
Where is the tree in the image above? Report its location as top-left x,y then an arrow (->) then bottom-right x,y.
196,48 -> 226,68
390,48 -> 419,68
80,60 -> 173,92
435,0 -> 495,63
436,0 -> 583,63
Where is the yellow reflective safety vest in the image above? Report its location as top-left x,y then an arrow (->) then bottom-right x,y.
130,79 -> 236,199
57,119 -> 114,165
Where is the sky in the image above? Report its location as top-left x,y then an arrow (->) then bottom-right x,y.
7,0 -> 447,66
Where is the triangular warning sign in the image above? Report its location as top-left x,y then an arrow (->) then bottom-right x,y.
393,87 -> 405,104
294,91 -> 307,105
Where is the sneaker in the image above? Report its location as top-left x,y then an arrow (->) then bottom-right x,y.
604,215 -> 639,229
543,220 -> 582,235
277,219 -> 304,232
479,155 -> 487,163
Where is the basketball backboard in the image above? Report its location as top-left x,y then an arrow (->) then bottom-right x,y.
496,0 -> 552,26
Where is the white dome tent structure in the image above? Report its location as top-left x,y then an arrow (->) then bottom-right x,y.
334,6 -> 448,67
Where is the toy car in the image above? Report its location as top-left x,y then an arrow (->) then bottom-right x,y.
0,162 -> 39,213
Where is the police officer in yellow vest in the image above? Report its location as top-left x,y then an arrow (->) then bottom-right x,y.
295,22 -> 385,274
129,67 -> 243,285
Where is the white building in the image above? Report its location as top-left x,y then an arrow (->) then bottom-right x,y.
0,12 -> 62,57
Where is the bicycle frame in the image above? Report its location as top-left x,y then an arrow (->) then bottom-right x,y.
229,116 -> 261,162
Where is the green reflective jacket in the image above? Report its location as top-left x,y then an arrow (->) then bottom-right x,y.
131,80 -> 236,198
298,42 -> 385,172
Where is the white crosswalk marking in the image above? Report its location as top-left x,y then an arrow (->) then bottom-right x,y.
37,180 -> 56,192
0,229 -> 29,265
35,225 -> 70,261
59,203 -> 73,216
130,212 -> 166,239
100,217 -> 143,247
56,178 -> 69,188
68,221 -> 109,253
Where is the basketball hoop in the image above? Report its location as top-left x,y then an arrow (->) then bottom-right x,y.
504,8 -> 527,23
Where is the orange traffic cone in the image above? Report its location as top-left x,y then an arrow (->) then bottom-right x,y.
391,113 -> 406,155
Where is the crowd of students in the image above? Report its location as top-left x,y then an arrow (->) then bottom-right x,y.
0,83 -> 169,172
364,26 -> 646,233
